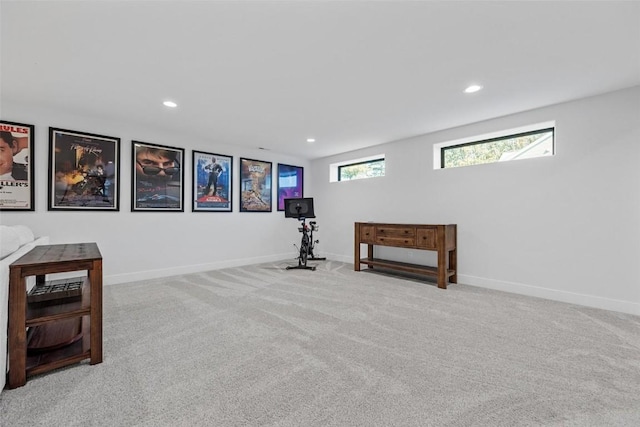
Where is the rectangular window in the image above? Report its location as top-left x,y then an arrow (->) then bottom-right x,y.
338,158 -> 385,181
439,124 -> 554,169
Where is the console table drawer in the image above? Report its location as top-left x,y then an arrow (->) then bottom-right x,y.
361,225 -> 375,243
376,226 -> 415,238
376,236 -> 415,247
416,228 -> 437,249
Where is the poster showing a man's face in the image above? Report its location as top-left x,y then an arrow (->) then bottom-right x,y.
0,133 -> 16,178
0,121 -> 33,211
132,142 -> 184,212
135,148 -> 180,180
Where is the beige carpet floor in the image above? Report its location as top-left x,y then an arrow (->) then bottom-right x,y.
2,260 -> 639,426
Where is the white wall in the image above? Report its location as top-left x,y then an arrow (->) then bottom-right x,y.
0,103 -> 311,284
2,88 -> 638,315
311,86 -> 640,315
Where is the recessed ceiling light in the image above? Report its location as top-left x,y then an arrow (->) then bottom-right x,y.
163,100 -> 177,108
464,85 -> 483,94
306,138 -> 315,143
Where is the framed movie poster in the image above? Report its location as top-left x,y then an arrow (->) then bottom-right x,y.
48,127 -> 120,211
0,120 -> 34,211
132,141 -> 184,212
192,150 -> 232,212
277,164 -> 303,211
239,158 -> 272,212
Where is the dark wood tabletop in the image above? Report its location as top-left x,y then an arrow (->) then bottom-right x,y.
11,243 -> 101,269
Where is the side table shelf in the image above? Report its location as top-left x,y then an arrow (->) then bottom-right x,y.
8,243 -> 103,389
26,277 -> 90,325
26,316 -> 90,377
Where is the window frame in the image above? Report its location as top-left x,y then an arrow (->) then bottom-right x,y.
338,157 -> 386,181
434,121 -> 555,170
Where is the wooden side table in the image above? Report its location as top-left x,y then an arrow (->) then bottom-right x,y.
8,243 -> 103,389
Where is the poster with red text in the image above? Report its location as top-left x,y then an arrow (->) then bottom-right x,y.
0,120 -> 34,211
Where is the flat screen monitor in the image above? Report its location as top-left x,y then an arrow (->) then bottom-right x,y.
284,197 -> 315,219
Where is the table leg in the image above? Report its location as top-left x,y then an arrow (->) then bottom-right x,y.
449,248 -> 457,284
367,244 -> 374,269
437,247 -> 447,289
354,225 -> 361,271
89,260 -> 103,364
8,269 -> 27,388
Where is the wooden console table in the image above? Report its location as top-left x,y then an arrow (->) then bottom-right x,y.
354,222 -> 457,289
8,243 -> 103,389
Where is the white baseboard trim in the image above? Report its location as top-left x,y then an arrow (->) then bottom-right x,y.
104,253 -> 292,285
457,274 -> 640,316
332,251 -> 639,316
105,252 -> 640,317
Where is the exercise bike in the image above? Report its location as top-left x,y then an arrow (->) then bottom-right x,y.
286,217 -> 316,271
284,197 -> 324,271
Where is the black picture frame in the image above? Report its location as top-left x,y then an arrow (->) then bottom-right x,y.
48,127 -> 120,211
132,140 -> 184,212
277,163 -> 303,211
239,157 -> 272,212
0,120 -> 35,211
192,150 -> 233,212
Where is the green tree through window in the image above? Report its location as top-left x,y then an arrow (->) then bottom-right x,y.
339,158 -> 385,181
442,128 -> 554,168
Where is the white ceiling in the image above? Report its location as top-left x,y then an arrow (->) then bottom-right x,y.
2,1 -> 639,160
